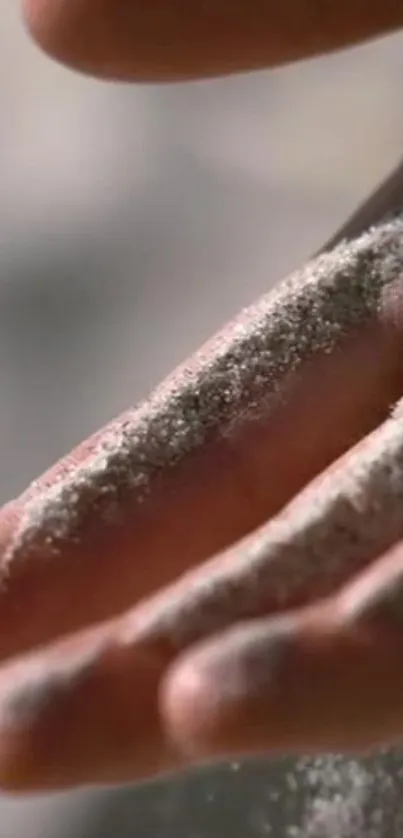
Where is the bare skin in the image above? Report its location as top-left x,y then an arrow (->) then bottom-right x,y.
22,0 -> 403,80
1,0 -> 402,792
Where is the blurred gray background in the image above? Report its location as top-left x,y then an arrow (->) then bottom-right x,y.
2,6 -> 403,837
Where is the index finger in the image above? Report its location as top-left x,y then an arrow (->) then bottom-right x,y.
22,0 -> 403,81
0,210 -> 403,662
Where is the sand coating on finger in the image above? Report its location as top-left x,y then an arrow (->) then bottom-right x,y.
128,399 -> 403,648
4,215 -> 403,580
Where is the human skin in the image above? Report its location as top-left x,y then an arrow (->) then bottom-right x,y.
0,0 -> 401,791
22,0 -> 403,80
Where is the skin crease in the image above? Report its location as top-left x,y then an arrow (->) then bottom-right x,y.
0,0 -> 403,792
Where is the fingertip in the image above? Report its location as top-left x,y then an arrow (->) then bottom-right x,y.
161,658 -> 220,761
20,0 -> 192,81
160,615 -> 300,760
21,0 -> 111,80
0,630 -> 179,791
161,606 -> 403,760
20,0 -> 403,83
0,494 -> 82,661
21,0 -> 60,65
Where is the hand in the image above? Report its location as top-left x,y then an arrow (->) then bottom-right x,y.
1,0 -> 402,793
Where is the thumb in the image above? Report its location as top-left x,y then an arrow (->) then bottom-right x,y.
22,0 -> 403,82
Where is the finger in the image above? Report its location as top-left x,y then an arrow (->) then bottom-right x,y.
161,466 -> 403,760
0,218 -> 403,660
2,404 -> 403,789
161,596 -> 403,760
22,0 -> 403,81
110,394 -> 403,654
0,624 -> 177,790
0,551 -> 400,792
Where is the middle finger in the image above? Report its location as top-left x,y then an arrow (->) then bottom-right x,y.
1,399 -> 403,787
0,214 -> 403,659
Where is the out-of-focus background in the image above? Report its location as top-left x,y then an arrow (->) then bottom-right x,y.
2,5 -> 403,837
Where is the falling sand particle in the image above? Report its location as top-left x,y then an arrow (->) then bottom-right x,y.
5,214 -> 403,579
218,752 -> 403,837
284,753 -> 403,838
